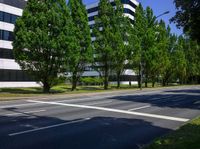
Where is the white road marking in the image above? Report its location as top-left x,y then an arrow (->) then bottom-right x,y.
0,103 -> 40,109
128,105 -> 151,111
5,110 -> 46,116
9,118 -> 91,136
194,101 -> 200,104
84,100 -> 113,106
27,100 -> 189,122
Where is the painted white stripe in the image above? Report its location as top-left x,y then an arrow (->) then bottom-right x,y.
88,11 -> 98,17
28,100 -> 189,122
0,103 -> 40,109
130,0 -> 139,6
0,82 -> 41,88
0,59 -> 21,70
128,105 -> 151,111
0,40 -> 13,49
85,100 -> 113,106
89,20 -> 95,25
123,4 -> 136,12
5,110 -> 46,116
9,118 -> 91,136
0,21 -> 15,32
0,3 -> 23,16
123,13 -> 134,20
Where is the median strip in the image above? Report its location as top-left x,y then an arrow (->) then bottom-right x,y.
27,100 -> 189,122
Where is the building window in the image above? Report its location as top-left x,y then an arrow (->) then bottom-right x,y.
0,48 -> 14,59
0,30 -> 14,41
0,11 -> 19,24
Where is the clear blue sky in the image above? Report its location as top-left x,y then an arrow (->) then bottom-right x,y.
82,0 -> 182,35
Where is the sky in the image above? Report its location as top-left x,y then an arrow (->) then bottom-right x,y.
82,0 -> 183,35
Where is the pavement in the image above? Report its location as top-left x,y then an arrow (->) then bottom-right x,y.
0,86 -> 200,149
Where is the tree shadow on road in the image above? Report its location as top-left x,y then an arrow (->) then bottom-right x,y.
0,110 -> 172,149
108,89 -> 200,110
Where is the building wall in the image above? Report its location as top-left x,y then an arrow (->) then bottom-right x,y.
84,0 -> 139,84
0,0 -> 138,87
0,0 -> 40,87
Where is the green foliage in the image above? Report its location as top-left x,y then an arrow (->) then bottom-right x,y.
13,0 -> 75,93
93,0 -> 116,90
68,0 -> 93,91
112,0 -> 132,88
80,77 -> 103,85
171,0 -> 200,43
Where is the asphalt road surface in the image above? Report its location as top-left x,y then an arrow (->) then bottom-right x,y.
0,86 -> 200,149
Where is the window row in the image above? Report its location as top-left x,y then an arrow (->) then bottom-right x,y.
0,11 -> 19,24
0,48 -> 14,59
1,0 -> 26,9
0,30 -> 14,41
88,8 -> 135,22
87,0 -> 137,14
0,69 -> 34,81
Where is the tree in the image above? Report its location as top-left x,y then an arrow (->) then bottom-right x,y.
68,0 -> 92,91
149,21 -> 170,87
129,4 -> 147,89
93,0 -> 116,90
112,0 -> 132,88
130,5 -> 158,88
171,0 -> 200,43
162,32 -> 177,86
173,36 -> 187,84
13,0 -> 75,93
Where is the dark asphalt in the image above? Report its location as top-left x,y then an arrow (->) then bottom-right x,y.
0,86 -> 200,149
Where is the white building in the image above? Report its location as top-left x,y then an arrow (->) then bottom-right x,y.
0,0 -> 40,87
0,0 -> 138,87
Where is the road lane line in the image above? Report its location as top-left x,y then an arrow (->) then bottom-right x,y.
9,118 -> 91,136
27,100 -> 189,122
128,105 -> 151,111
0,103 -> 40,109
5,110 -> 46,116
84,100 -> 113,106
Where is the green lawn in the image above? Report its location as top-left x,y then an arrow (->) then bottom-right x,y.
144,117 -> 200,149
0,84 -> 139,99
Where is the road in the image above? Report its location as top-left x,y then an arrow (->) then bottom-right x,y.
0,86 -> 200,149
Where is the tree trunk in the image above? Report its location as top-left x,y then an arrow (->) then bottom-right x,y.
104,63 -> 109,90
162,79 -> 166,86
152,80 -> 155,88
43,80 -> 50,93
117,71 -> 121,88
71,72 -> 78,91
138,64 -> 142,89
145,80 -> 148,88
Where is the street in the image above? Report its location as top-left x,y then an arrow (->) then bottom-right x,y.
0,86 -> 200,149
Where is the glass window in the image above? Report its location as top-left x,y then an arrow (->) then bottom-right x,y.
0,11 -> 3,21
4,12 -> 11,23
11,15 -> 18,24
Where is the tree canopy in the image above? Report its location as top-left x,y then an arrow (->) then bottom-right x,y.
171,0 -> 200,43
13,0 -> 75,92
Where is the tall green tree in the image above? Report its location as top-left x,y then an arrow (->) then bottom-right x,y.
171,0 -> 200,43
162,33 -> 177,86
13,0 -> 75,93
68,0 -> 92,91
129,4 -> 147,88
130,5 -> 158,88
149,21 -> 170,87
93,0 -> 115,90
112,0 -> 132,88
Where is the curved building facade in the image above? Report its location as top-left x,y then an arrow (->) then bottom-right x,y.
0,0 -> 40,87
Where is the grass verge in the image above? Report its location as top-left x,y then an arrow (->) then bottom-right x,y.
144,117 -> 200,149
